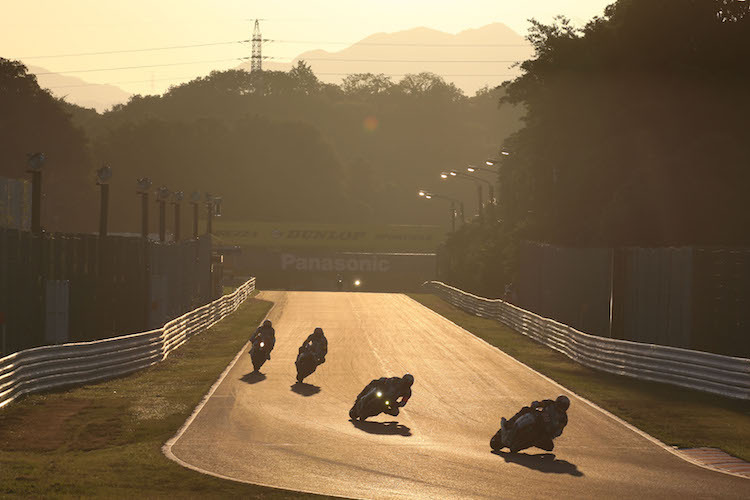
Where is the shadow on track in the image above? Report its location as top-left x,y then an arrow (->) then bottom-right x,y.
492,451 -> 583,477
240,371 -> 267,384
350,419 -> 412,437
290,382 -> 321,396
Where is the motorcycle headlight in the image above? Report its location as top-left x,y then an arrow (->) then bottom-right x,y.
385,401 -> 390,406
260,342 -> 264,348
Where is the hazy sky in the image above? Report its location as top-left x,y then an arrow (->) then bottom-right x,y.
2,0 -> 615,96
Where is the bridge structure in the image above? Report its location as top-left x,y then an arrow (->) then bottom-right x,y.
213,220 -> 442,291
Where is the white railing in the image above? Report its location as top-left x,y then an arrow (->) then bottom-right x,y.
425,281 -> 750,400
0,278 -> 256,409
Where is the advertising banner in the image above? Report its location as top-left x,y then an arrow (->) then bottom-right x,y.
213,220 -> 444,253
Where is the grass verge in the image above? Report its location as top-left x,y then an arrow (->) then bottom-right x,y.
0,297 -> 330,499
409,293 -> 750,461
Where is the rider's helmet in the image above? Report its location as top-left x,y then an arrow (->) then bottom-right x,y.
555,395 -> 570,412
401,374 -> 415,387
262,319 -> 272,328
313,327 -> 324,336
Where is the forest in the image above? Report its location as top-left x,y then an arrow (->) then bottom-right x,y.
0,58 -> 520,234
439,0 -> 750,296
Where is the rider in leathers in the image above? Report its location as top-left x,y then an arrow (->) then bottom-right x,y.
501,395 -> 570,451
351,374 -> 414,418
299,327 -> 328,364
250,319 -> 276,360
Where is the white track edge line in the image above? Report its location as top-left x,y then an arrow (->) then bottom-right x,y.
405,293 -> 750,481
161,296 -> 370,500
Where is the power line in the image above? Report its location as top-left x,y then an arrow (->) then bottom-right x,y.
46,72 -> 518,89
31,58 -> 245,75
266,57 -> 522,63
47,75 -> 199,89
264,39 -> 531,47
14,37 -> 530,61
18,40 -> 250,59
31,55 -> 523,77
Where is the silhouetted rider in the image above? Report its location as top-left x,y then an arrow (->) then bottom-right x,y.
250,319 -> 276,359
299,327 -> 328,364
354,374 -> 414,417
501,395 -> 570,451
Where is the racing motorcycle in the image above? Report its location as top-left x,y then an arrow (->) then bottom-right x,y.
348,386 -> 396,421
295,341 -> 322,383
490,407 -> 549,453
250,339 -> 272,372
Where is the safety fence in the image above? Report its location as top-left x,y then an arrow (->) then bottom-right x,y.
0,278 -> 255,409
424,281 -> 750,400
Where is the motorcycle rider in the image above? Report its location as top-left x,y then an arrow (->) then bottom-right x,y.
250,319 -> 276,361
298,327 -> 328,364
351,374 -> 414,418
500,395 -> 570,452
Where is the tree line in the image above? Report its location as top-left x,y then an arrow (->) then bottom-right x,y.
1,58 -> 521,235
440,0 -> 750,297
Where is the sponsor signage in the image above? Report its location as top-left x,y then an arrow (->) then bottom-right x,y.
214,220 -> 444,252
281,252 -> 392,272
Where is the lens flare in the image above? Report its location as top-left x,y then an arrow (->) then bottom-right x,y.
363,116 -> 379,133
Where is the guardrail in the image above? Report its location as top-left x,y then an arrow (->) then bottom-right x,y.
0,278 -> 256,409
424,281 -> 750,400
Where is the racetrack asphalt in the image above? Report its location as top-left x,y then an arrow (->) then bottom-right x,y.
166,291 -> 748,499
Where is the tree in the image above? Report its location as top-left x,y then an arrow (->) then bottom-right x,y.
0,58 -> 95,232
497,0 -> 750,246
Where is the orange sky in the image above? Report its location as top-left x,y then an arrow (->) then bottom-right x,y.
2,0 -> 616,95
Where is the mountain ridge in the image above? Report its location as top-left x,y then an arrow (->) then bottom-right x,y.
241,22 -> 532,95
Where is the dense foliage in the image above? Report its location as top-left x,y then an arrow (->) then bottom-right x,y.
439,0 -> 750,296
1,59 -> 520,233
0,59 -> 95,232
498,0 -> 750,247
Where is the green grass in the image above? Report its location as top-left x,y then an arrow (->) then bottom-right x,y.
409,293 -> 750,461
0,297 -> 330,499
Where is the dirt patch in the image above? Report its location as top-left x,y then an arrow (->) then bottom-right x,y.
0,398 -> 93,451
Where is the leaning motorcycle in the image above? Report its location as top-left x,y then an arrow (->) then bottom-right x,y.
295,342 -> 321,383
250,339 -> 271,372
349,387 -> 396,421
490,408 -> 546,453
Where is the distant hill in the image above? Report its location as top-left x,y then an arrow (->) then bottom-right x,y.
239,23 -> 533,95
28,65 -> 131,112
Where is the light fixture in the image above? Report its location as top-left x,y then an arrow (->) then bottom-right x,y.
157,185 -> 170,201
467,166 -> 477,173
173,191 -> 184,202
440,173 -> 448,179
190,191 -> 201,203
136,177 -> 152,193
27,152 -> 46,171
96,164 -> 112,184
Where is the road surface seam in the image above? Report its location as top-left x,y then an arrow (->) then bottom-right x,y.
407,294 -> 750,481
